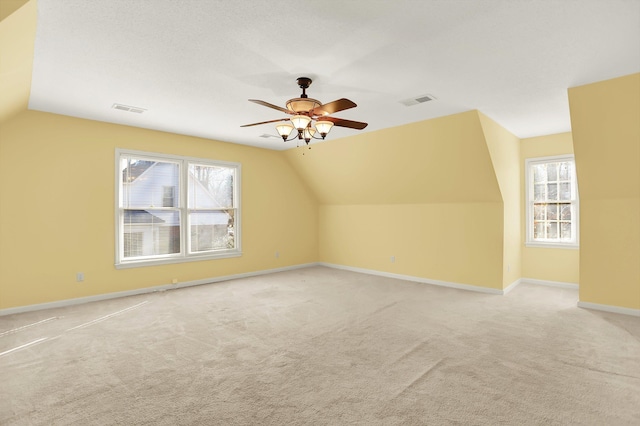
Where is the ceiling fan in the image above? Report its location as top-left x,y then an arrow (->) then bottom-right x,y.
241,77 -> 368,144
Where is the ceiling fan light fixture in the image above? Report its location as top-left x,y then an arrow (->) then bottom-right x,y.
286,98 -> 321,113
241,77 -> 368,145
290,115 -> 312,131
276,122 -> 294,140
315,120 -> 334,138
303,126 -> 316,143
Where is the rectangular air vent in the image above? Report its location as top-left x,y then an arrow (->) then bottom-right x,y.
112,103 -> 146,114
400,94 -> 437,107
259,134 -> 280,139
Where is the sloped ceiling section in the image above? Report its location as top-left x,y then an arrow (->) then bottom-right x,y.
0,0 -> 29,21
284,110 -> 501,205
0,0 -> 35,123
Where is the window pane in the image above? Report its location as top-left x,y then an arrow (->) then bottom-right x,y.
559,162 -> 571,180
189,164 -> 234,209
546,204 -> 558,220
124,232 -> 143,257
122,210 -> 180,258
190,210 -> 235,252
547,222 -> 558,239
162,186 -> 176,207
121,157 -> 180,209
534,204 -> 545,220
534,184 -> 545,201
547,183 -> 558,200
533,165 -> 546,183
546,164 -> 558,181
561,222 -> 572,240
560,204 -> 572,220
559,182 -> 571,201
534,222 -> 544,239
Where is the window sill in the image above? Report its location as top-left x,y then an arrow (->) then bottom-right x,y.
115,251 -> 242,269
525,242 -> 579,250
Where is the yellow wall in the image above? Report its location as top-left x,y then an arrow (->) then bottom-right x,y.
479,112 -> 522,287
284,111 -> 502,205
286,111 -> 505,290
2,0 -> 636,310
520,133 -> 580,284
569,73 -> 640,309
0,0 -> 35,123
0,111 -> 318,309
318,203 -> 503,288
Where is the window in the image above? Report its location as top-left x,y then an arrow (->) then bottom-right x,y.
525,155 -> 579,248
116,149 -> 241,268
162,186 -> 176,207
123,232 -> 143,257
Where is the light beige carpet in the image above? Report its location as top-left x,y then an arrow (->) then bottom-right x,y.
1,266 -> 639,425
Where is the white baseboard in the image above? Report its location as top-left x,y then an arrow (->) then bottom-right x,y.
577,301 -> 640,317
0,263 -> 319,317
520,278 -> 579,290
8,263 -> 634,318
319,262 -> 506,295
502,279 -> 522,295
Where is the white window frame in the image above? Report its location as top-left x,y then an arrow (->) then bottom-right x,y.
115,149 -> 241,268
525,154 -> 579,249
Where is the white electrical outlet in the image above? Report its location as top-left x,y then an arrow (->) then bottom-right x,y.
76,272 -> 84,282
275,251 -> 280,258
390,256 -> 395,263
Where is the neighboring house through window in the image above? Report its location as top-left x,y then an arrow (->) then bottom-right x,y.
123,231 -> 143,257
525,155 -> 579,248
116,149 -> 241,268
162,186 -> 176,207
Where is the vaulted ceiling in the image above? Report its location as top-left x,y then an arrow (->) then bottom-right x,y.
3,0 -> 640,150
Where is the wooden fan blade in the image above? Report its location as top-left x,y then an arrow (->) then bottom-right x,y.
240,118 -> 289,127
323,116 -> 368,130
312,98 -> 357,116
249,99 -> 292,115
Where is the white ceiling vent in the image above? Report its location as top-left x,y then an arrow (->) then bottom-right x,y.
112,103 -> 146,114
400,94 -> 437,107
259,134 -> 280,139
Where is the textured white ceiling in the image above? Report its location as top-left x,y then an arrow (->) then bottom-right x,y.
28,0 -> 640,150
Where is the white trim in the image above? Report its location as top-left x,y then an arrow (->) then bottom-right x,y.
0,263 -> 319,317
525,242 -> 579,249
520,278 -> 579,289
502,278 -> 522,295
114,250 -> 242,269
319,263 -> 506,295
577,301 -> 640,317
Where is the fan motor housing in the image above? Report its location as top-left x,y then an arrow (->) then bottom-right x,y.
286,97 -> 321,113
